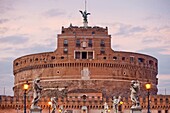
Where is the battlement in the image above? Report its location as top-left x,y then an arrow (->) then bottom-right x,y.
60,26 -> 108,36
0,95 -> 170,110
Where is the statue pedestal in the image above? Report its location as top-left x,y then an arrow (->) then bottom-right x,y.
30,107 -> 42,113
130,107 -> 142,113
83,22 -> 88,28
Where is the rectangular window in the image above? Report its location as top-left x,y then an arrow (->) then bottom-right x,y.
154,98 -> 157,104
100,48 -> 105,54
160,98 -> 163,103
76,39 -> 80,47
149,60 -> 153,65
158,110 -> 161,113
88,52 -> 93,59
165,110 -> 168,113
64,39 -> 68,46
75,52 -> 80,59
130,56 -> 134,62
82,52 -> 87,59
138,58 -> 144,63
88,39 -> 92,47
100,40 -> 105,47
113,56 -> 117,60
122,57 -> 125,61
166,98 -> 169,103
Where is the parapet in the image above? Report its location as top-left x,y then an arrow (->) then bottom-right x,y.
60,26 -> 108,36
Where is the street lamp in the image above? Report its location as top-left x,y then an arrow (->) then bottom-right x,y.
119,101 -> 123,105
145,83 -> 151,113
58,109 -> 62,113
48,101 -> 52,113
23,81 -> 29,113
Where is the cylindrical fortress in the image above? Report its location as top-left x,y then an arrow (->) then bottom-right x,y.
13,26 -> 158,97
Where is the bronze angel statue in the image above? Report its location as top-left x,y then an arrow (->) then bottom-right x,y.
79,10 -> 90,23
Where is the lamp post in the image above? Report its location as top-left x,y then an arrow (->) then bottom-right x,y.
145,83 -> 151,113
48,101 -> 52,113
23,81 -> 29,113
118,101 -> 123,112
58,109 -> 62,113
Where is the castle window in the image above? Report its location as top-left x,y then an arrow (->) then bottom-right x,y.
63,39 -> 68,46
88,52 -> 93,59
138,58 -> 144,63
160,98 -> 163,103
61,56 -> 64,59
63,48 -> 68,54
149,60 -> 153,66
35,58 -> 38,61
75,52 -> 80,59
103,57 -> 106,59
92,31 -> 95,34
166,98 -> 169,103
76,39 -> 80,47
100,48 -> 105,54
88,39 -> 93,47
113,56 -> 117,60
15,62 -> 19,66
155,63 -> 157,67
82,52 -> 87,59
122,57 -> 125,61
154,98 -> 157,104
165,110 -> 168,113
51,56 -> 55,60
75,51 -> 94,59
130,56 -> 134,62
100,40 -> 105,47
158,110 -> 161,113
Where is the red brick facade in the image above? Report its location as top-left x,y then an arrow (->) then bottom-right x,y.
13,25 -> 158,98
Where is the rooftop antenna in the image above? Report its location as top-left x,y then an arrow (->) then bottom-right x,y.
4,87 -> 5,95
85,0 -> 87,11
79,0 -> 90,28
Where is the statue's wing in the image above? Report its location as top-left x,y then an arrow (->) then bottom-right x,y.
79,10 -> 83,14
87,13 -> 91,15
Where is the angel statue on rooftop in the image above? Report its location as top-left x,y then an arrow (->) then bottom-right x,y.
79,10 -> 90,23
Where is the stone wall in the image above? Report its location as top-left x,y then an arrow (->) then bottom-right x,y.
0,95 -> 169,113
13,26 -> 158,98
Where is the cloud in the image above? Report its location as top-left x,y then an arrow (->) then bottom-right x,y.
43,9 -> 66,17
0,35 -> 29,44
0,0 -> 14,14
112,23 -> 146,36
107,22 -> 170,56
158,74 -> 170,95
142,36 -> 160,43
0,73 -> 14,96
0,27 -> 8,34
0,57 -> 14,96
0,19 -> 8,24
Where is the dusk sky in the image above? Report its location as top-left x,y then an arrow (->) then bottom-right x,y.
0,0 -> 170,95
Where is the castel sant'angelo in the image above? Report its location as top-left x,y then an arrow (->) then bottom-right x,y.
0,7 -> 170,113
